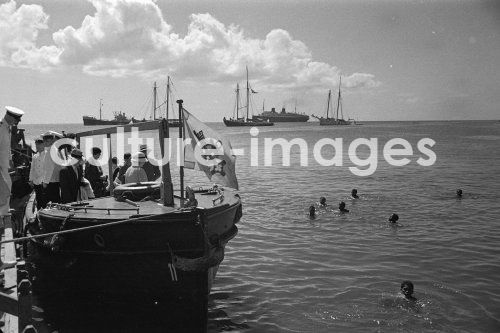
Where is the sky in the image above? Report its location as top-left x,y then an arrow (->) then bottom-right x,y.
0,0 -> 499,124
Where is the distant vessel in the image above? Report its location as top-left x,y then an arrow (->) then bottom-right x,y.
82,99 -> 134,126
132,78 -> 180,127
223,67 -> 274,127
254,104 -> 309,123
312,76 -> 353,126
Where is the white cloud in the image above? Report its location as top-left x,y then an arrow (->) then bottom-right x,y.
0,0 -> 60,70
1,0 -> 380,92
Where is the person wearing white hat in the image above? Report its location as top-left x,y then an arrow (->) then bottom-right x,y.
41,130 -> 64,206
0,106 -> 24,270
29,136 -> 46,209
124,152 -> 148,183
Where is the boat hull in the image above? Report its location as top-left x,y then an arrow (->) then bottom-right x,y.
253,113 -> 309,123
318,118 -> 352,126
82,117 -> 130,126
132,118 -> 181,127
28,195 -> 242,301
223,117 -> 274,127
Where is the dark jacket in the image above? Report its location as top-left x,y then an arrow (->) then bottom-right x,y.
84,162 -> 106,197
60,164 -> 83,203
142,161 -> 161,181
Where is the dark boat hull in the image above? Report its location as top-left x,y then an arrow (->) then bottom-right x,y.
82,118 -> 130,126
223,117 -> 274,127
132,118 -> 181,127
29,194 -> 242,300
253,114 -> 309,123
318,118 -> 352,126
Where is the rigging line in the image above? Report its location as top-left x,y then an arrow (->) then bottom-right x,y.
0,210 -> 183,245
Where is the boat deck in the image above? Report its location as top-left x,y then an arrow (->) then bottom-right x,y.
41,187 -> 238,221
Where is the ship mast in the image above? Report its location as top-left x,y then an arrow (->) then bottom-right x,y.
235,83 -> 240,119
246,66 -> 250,121
336,76 -> 342,121
166,76 -> 170,120
326,90 -> 331,119
153,81 -> 157,120
99,99 -> 103,120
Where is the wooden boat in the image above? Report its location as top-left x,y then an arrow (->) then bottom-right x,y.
312,76 -> 353,126
27,101 -> 243,308
223,67 -> 274,127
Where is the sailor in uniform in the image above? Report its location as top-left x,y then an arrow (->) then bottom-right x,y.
0,106 -> 24,269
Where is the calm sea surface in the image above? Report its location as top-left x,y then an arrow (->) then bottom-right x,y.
21,121 -> 500,332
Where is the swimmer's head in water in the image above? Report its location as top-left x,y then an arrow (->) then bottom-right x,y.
309,205 -> 316,217
456,189 -> 463,197
339,201 -> 346,210
401,280 -> 414,298
389,213 -> 399,223
320,197 -> 327,206
351,189 -> 358,196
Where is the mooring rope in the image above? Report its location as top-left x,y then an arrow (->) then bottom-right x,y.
0,211 -> 177,245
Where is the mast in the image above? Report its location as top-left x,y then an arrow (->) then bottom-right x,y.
153,81 -> 157,120
236,83 -> 240,119
326,90 -> 331,119
177,99 -> 184,199
246,66 -> 250,121
166,76 -> 170,120
336,76 -> 342,121
99,99 -> 103,120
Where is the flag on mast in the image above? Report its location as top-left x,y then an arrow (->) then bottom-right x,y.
182,109 -> 239,190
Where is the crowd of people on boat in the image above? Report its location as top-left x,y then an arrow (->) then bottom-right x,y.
28,134 -> 161,209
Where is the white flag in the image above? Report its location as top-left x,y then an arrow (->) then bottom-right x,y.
183,109 -> 239,190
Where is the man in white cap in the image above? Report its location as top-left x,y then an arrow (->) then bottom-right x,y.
41,130 -> 64,206
139,144 -> 161,181
0,106 -> 24,270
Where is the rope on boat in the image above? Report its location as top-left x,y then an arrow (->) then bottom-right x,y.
0,211 -> 177,245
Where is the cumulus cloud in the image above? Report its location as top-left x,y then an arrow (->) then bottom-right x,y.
0,0 -> 59,69
0,0 -> 380,91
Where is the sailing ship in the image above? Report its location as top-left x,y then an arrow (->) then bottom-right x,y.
132,78 -> 180,127
82,99 -> 135,125
26,100 -> 242,317
223,67 -> 274,127
312,76 -> 353,126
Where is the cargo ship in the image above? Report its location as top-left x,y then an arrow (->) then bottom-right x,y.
82,99 -> 134,125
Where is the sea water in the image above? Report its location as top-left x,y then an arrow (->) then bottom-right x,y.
20,121 -> 500,332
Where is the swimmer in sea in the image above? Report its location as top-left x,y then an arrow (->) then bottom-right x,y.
351,189 -> 359,199
456,189 -> 463,198
400,280 -> 417,301
388,213 -> 399,223
339,201 -> 349,213
309,205 -> 316,218
319,197 -> 327,207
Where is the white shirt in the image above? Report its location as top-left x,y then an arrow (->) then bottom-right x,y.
43,146 -> 66,183
29,150 -> 46,185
